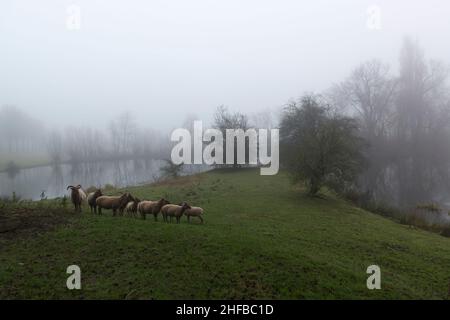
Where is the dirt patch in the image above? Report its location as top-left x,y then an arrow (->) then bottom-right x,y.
0,206 -> 77,241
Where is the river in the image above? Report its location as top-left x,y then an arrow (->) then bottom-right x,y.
0,159 -> 209,200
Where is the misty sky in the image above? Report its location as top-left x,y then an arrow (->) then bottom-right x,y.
1,0 -> 450,131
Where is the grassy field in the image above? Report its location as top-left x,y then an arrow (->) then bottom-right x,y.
0,168 -> 449,299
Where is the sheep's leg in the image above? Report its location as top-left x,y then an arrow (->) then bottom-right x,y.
98,207 -> 102,215
113,209 -> 116,216
187,216 -> 190,223
198,216 -> 203,224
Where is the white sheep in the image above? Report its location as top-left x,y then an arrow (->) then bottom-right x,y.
161,202 -> 191,224
184,206 -> 204,224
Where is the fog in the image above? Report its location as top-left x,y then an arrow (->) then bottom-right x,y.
1,1 -> 450,130
2,1 -> 450,210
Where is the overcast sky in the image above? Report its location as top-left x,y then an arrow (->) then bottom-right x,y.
1,0 -> 449,130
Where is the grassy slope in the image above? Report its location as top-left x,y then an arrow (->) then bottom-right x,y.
0,168 -> 449,299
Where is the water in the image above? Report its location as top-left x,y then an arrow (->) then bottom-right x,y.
0,159 -> 209,200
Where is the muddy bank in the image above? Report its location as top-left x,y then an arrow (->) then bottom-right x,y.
0,206 -> 76,241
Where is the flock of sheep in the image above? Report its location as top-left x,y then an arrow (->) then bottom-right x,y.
66,185 -> 204,224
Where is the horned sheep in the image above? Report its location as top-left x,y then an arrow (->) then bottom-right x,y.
66,185 -> 86,213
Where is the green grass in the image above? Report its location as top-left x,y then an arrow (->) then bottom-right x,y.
1,168 -> 449,299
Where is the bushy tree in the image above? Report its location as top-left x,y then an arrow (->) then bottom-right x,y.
280,95 -> 365,195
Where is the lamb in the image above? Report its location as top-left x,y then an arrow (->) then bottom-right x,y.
125,197 -> 141,217
87,189 -> 103,214
184,206 -> 204,224
66,185 -> 85,213
161,202 -> 191,224
137,198 -> 170,221
96,192 -> 133,216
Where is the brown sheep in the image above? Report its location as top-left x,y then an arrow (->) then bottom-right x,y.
67,185 -> 85,213
137,198 -> 170,221
87,189 -> 103,214
96,192 -> 133,216
161,202 -> 191,224
184,206 -> 204,224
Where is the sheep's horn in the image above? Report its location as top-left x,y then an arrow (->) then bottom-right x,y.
67,185 -> 75,190
76,185 -> 81,189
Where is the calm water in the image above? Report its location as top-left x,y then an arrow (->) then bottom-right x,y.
0,160 -> 209,200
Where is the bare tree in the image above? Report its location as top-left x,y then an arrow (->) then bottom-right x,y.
47,130 -> 63,164
213,105 -> 249,168
394,37 -> 450,205
109,111 -> 137,156
330,60 -> 397,201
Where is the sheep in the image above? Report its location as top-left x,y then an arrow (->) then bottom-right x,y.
96,192 -> 133,216
184,206 -> 204,224
87,189 -> 103,214
161,202 -> 191,224
66,185 -> 85,213
118,195 -> 133,216
125,197 -> 141,217
78,187 -> 87,202
137,198 -> 170,221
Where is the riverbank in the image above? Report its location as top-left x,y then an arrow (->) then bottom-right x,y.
0,153 -> 51,173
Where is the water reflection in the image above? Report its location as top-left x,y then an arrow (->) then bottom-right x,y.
5,162 -> 20,180
0,160 -> 208,200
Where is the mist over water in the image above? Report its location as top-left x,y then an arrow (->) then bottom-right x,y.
0,160 -> 209,200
